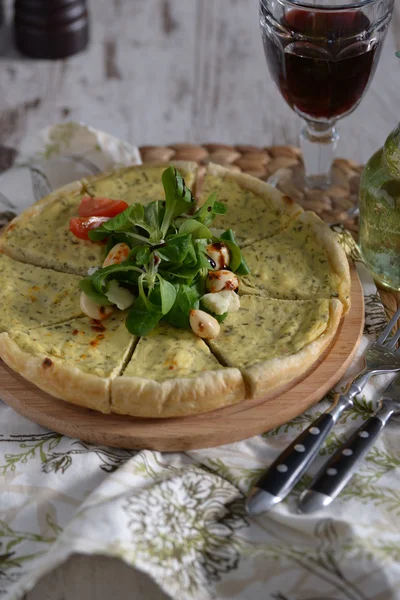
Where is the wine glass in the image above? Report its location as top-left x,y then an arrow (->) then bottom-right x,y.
259,0 -> 394,190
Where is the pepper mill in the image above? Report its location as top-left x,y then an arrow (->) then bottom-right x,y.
14,0 -> 89,59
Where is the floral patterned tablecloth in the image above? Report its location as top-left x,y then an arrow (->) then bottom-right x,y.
0,123 -> 399,600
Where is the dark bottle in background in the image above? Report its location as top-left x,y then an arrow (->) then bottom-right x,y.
14,0 -> 89,59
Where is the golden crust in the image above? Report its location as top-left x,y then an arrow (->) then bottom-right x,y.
205,162 -> 304,219
111,367 -> 246,418
0,333 -> 110,413
245,299 -> 343,398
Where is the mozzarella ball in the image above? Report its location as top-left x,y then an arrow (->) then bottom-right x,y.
206,242 -> 230,269
103,243 -> 130,268
189,309 -> 220,339
206,270 -> 239,293
80,292 -> 113,321
201,290 -> 240,315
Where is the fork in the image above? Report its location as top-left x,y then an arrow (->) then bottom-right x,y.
298,373 -> 400,513
245,306 -> 400,516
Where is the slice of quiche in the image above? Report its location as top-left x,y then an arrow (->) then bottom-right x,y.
0,312 -> 136,413
0,254 -> 84,332
0,186 -> 104,276
83,161 -> 198,205
111,322 -> 245,417
198,163 -> 303,245
0,162 -> 198,276
208,295 -> 343,399
239,211 -> 351,313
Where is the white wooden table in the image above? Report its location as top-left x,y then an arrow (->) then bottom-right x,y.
0,0 -> 398,598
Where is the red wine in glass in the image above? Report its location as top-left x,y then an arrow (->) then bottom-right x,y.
262,9 -> 381,121
259,0 -> 394,190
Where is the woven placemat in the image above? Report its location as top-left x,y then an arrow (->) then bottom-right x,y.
141,143 -> 399,328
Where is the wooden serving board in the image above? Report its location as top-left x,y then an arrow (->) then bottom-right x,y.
0,268 -> 364,450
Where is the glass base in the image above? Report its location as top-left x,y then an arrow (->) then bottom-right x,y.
304,174 -> 331,190
266,156 -> 359,224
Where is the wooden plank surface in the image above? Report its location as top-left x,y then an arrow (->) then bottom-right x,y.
0,0 -> 396,598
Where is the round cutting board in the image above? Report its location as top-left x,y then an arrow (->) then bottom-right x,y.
0,268 -> 364,450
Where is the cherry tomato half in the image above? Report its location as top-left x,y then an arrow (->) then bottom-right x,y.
69,216 -> 110,240
78,196 -> 129,218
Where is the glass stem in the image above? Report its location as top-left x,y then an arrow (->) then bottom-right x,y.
300,121 -> 339,189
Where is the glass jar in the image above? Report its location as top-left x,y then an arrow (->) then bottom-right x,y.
359,123 -> 400,291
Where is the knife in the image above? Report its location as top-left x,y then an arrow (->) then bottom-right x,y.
298,374 -> 400,514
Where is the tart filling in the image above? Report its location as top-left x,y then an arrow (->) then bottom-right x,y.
0,162 -> 351,417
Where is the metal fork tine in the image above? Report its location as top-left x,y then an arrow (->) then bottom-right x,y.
385,328 -> 400,350
376,306 -> 400,345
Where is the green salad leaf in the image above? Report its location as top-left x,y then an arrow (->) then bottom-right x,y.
105,232 -> 134,254
178,219 -> 212,239
87,208 -> 133,241
192,192 -> 227,226
79,167 -> 250,337
163,284 -> 200,329
160,167 -> 194,237
79,278 -> 113,306
213,312 -> 229,323
130,245 -> 151,265
157,275 -> 177,314
126,296 -> 163,336
90,263 -> 143,295
155,233 -> 192,263
219,229 -> 250,275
